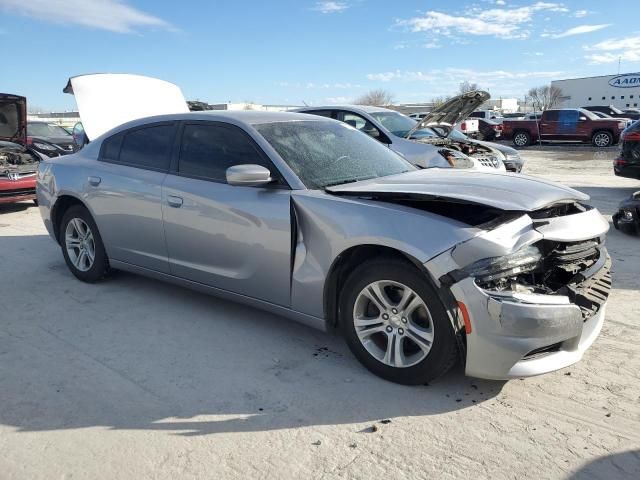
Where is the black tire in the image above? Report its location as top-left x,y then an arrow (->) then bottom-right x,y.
339,259 -> 458,385
512,131 -> 530,147
59,205 -> 110,282
592,130 -> 613,148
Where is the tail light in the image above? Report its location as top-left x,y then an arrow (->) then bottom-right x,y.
460,121 -> 467,131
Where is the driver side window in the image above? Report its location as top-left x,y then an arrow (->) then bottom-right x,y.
338,112 -> 382,140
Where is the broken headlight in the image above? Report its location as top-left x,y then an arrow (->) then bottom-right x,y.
32,142 -> 57,151
463,245 -> 542,283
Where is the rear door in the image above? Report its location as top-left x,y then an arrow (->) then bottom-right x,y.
86,122 -> 177,272
556,110 -> 580,139
540,110 -> 559,139
162,121 -> 292,306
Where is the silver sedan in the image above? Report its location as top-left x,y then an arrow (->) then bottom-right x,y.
37,111 -> 610,383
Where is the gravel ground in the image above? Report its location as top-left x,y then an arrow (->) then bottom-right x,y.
1,148 -> 639,480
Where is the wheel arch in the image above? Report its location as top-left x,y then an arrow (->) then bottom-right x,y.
51,194 -> 89,245
323,244 -> 435,328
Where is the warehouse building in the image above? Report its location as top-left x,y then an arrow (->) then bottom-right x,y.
552,72 -> 640,110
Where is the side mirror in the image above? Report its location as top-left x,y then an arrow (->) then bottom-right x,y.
579,116 -> 587,121
226,164 -> 272,187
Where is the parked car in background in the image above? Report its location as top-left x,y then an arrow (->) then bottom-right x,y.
476,118 -> 503,141
1,93 -> 45,204
590,111 -> 634,129
39,73 -> 612,383
614,119 -> 640,179
27,121 -> 75,156
469,110 -> 504,122
294,105 -> 451,169
503,112 -> 526,119
583,105 -> 640,121
297,92 -> 504,172
612,191 -> 640,235
502,108 -> 626,148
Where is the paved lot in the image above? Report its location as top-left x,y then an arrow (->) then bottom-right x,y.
1,148 -> 639,480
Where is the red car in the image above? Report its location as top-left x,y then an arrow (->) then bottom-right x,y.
0,93 -> 43,205
502,108 -> 626,148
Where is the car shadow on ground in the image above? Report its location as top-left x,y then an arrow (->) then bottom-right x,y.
0,202 -> 33,215
567,450 -> 640,479
0,234 -> 506,437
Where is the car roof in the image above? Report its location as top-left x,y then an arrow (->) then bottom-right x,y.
297,105 -> 396,114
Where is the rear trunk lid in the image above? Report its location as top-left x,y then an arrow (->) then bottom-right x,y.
63,74 -> 189,141
0,94 -> 27,145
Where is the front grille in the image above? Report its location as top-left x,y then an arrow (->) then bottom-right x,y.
564,254 -> 612,320
475,155 -> 500,169
0,187 -> 36,198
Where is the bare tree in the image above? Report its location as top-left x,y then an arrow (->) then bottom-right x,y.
527,85 -> 563,111
353,89 -> 395,106
458,81 -> 480,94
430,95 -> 451,107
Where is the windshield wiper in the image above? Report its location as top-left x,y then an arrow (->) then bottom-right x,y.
323,176 -> 375,188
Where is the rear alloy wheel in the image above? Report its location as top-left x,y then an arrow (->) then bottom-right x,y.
513,131 -> 530,147
592,131 -> 613,148
340,260 -> 458,385
60,205 -> 110,282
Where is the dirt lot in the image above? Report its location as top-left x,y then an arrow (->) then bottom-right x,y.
1,147 -> 639,480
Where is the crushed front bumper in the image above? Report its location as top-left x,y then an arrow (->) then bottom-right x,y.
452,252 -> 610,379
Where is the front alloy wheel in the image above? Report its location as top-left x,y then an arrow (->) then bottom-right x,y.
340,259 -> 458,385
353,280 -> 434,368
592,131 -> 613,148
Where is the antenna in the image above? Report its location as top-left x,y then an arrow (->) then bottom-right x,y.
618,56 -> 621,75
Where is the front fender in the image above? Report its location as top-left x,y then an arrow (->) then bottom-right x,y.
289,191 -> 479,319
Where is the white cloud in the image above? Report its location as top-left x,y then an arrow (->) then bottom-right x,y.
584,35 -> 640,64
278,81 -> 361,89
397,2 -> 569,40
574,9 -> 589,18
542,24 -> 610,39
367,68 -> 561,83
0,0 -> 171,33
495,0 -> 506,5
311,1 -> 348,14
423,40 -> 440,49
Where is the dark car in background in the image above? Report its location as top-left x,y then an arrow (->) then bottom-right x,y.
27,121 -> 75,156
614,119 -> 640,179
613,191 -> 640,235
583,105 -> 640,121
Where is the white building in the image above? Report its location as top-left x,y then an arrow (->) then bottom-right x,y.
552,72 -> 640,110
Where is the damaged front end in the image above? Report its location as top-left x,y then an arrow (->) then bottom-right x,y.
0,142 -> 40,203
427,203 -> 611,379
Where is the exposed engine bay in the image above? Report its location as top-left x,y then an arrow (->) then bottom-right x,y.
414,135 -> 501,169
0,144 -> 40,177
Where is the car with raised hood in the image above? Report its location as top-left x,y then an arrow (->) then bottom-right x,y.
0,93 -> 46,205
295,91 -> 505,172
38,74 -> 611,383
27,121 -> 75,155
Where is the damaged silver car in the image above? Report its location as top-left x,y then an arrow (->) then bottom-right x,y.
37,74 -> 611,383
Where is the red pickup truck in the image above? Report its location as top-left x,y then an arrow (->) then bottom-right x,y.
502,108 -> 626,148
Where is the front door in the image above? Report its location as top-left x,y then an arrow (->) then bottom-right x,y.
162,121 -> 292,307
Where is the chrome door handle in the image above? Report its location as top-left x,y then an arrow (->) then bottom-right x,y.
88,176 -> 101,186
167,195 -> 183,208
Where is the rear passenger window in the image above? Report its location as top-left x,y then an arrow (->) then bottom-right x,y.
116,124 -> 175,170
178,123 -> 276,183
544,111 -> 559,121
101,133 -> 123,162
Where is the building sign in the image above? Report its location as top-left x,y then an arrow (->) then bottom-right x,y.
609,74 -> 640,88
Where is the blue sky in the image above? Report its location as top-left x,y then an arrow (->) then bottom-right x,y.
1,0 -> 638,111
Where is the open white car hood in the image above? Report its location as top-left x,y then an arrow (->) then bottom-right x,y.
63,74 -> 189,141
